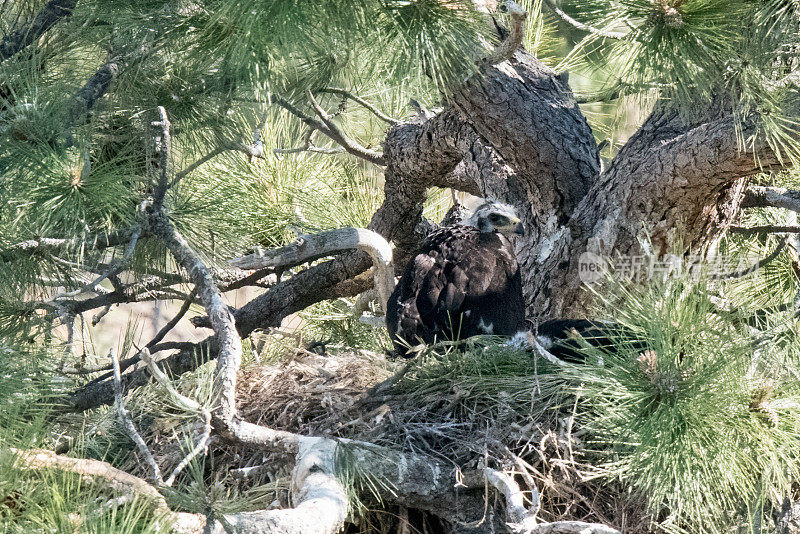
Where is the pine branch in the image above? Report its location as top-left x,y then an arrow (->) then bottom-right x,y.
541,0 -> 626,39
574,81 -> 627,104
742,185 -> 800,213
729,225 -> 800,234
0,0 -> 77,62
711,238 -> 787,279
0,227 -> 146,263
320,88 -> 399,125
483,0 -> 526,66
111,347 -> 164,486
64,56 -> 123,126
152,106 -> 171,211
305,90 -> 387,165
173,147 -> 226,182
273,128 -> 345,155
271,93 -> 386,165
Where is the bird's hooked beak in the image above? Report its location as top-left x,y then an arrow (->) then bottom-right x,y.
514,220 -> 525,235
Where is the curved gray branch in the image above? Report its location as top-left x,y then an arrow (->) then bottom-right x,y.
231,227 -> 394,312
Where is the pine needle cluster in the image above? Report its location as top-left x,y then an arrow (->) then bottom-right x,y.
562,273 -> 800,533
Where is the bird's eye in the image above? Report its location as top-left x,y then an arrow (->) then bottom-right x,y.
489,214 -> 500,223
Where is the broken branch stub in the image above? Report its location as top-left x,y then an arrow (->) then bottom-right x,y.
231,228 -> 394,312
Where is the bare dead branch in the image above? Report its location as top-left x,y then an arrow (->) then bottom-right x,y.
483,0 -> 526,66
305,90 -> 387,165
138,348 -> 211,486
147,288 -> 197,347
541,0 -> 626,39
273,127 -> 346,155
173,147 -> 226,182
0,0 -> 77,62
91,305 -> 112,326
484,467 -> 537,525
320,88 -> 399,125
574,81 -> 627,104
231,227 -> 394,312
111,348 -> 164,486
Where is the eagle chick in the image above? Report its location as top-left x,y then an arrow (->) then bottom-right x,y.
386,200 -> 526,357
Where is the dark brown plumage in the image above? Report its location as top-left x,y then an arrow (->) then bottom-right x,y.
386,201 -> 526,357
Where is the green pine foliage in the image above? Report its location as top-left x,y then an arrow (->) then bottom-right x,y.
556,0 -> 800,162
561,273 -> 800,533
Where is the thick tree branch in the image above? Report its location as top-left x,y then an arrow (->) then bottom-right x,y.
230,228 -> 394,312
0,0 -> 77,62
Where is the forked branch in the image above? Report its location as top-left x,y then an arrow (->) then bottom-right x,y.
231,227 -> 394,312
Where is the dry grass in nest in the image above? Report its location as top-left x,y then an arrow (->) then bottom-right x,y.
236,348 -> 394,436
119,344 -> 652,531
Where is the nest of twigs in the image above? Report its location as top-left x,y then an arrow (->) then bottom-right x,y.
124,340 -> 651,532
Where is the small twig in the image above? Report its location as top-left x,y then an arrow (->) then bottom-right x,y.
364,359 -> 415,399
229,463 -> 273,481
111,348 -> 164,486
273,128 -> 345,155
574,80 -> 627,104
88,226 -> 142,292
542,0 -> 626,39
320,88 -> 399,125
91,305 -> 112,326
147,288 -> 197,348
137,348 -> 211,486
172,146 -> 226,183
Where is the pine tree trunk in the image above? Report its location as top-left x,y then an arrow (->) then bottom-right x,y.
377,48 -> 780,324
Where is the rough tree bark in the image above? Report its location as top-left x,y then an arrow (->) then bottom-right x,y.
65,24 -> 792,414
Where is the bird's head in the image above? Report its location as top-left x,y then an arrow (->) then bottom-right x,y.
466,201 -> 525,236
